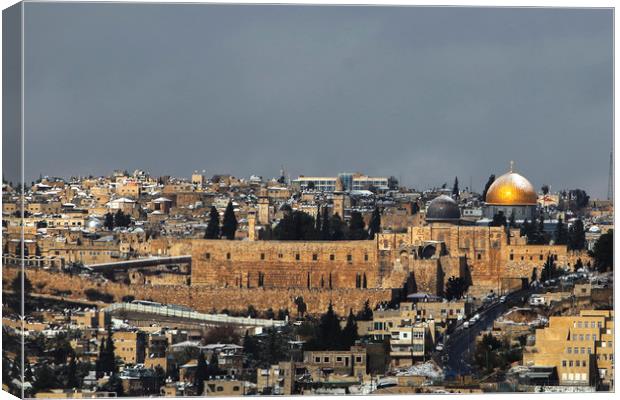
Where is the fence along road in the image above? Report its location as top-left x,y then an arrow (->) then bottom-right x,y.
104,302 -> 287,328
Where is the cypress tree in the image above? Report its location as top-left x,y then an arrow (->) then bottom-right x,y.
368,207 -> 381,240
340,309 -> 359,350
567,219 -> 586,250
482,174 -> 496,201
348,211 -> 366,240
221,201 -> 238,240
204,206 -> 220,239
320,207 -> 330,240
452,177 -> 459,199
554,217 -> 568,245
195,353 -> 207,395
329,213 -> 345,240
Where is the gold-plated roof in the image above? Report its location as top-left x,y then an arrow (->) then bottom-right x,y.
485,166 -> 538,205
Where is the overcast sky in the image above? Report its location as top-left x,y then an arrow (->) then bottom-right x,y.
13,4 -> 614,197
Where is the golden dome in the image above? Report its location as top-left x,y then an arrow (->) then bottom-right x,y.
485,165 -> 537,205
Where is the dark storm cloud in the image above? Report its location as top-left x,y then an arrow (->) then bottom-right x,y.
19,3 -> 612,197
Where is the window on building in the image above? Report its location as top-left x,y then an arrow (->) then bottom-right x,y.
278,253 -> 283,258
509,254 -> 514,260
477,253 -> 481,260
347,254 -> 352,262
336,357 -> 342,362
295,254 -> 300,261
324,357 -> 329,363
364,254 -> 369,261
330,254 -> 335,261
260,253 -> 265,260
232,386 -> 240,392
226,253 -> 231,260
312,254 -> 318,261
562,360 -> 567,367
539,254 -> 543,260
567,348 -> 572,354
315,357 -> 321,363
569,361 -> 573,367
217,387 -> 224,392
356,356 -> 362,363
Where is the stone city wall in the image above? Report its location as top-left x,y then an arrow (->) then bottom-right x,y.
3,267 -> 394,315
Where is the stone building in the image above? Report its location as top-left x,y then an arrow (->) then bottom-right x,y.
523,310 -> 614,388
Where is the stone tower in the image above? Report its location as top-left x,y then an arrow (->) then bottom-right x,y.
247,211 -> 257,241
257,187 -> 270,225
332,177 -> 345,217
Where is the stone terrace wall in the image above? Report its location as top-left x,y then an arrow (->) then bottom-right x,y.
190,239 -> 383,290
3,267 -> 394,316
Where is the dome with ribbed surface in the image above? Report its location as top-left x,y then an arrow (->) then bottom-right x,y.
426,195 -> 461,222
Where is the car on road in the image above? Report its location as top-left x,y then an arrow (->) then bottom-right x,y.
436,344 -> 444,351
463,321 -> 470,329
500,295 -> 507,303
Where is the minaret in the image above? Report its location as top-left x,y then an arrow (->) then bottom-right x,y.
247,211 -> 257,241
257,186 -> 270,225
332,177 -> 345,217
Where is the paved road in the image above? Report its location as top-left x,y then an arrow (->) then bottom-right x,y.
438,288 -> 534,377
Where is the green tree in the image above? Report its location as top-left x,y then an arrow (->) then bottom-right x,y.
103,212 -> 114,230
482,174 -> 496,201
540,254 -> 557,282
320,207 -> 330,240
329,213 -> 346,240
194,352 -> 207,395
273,210 -> 318,240
574,258 -> 584,272
554,217 -> 568,245
591,230 -> 613,272
340,309 -> 359,350
490,211 -> 507,227
541,185 -> 550,195
567,219 -> 586,250
368,207 -> 381,239
530,267 -> 538,284
508,211 -> 516,228
294,296 -> 307,318
313,302 -> 342,350
452,177 -> 459,199
221,201 -> 238,240
356,299 -> 374,321
347,211 -> 366,240
204,206 -> 220,239
445,276 -> 468,300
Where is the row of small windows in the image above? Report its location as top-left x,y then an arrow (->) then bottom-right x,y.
509,254 -> 545,261
313,355 -> 363,364
575,321 -> 603,328
562,360 -> 587,367
566,347 -> 592,354
206,252 -> 369,262
572,334 -> 597,341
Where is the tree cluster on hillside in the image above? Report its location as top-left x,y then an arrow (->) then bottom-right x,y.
590,230 -> 613,272
445,276 -> 468,300
567,219 -> 586,250
103,210 -> 131,230
272,207 -> 381,241
203,202 -> 238,240
304,303 -> 359,351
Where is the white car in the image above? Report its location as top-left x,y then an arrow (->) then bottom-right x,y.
463,321 -> 470,329
500,295 -> 507,303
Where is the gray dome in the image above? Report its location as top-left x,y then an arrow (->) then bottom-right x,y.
87,217 -> 103,229
426,195 -> 460,222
